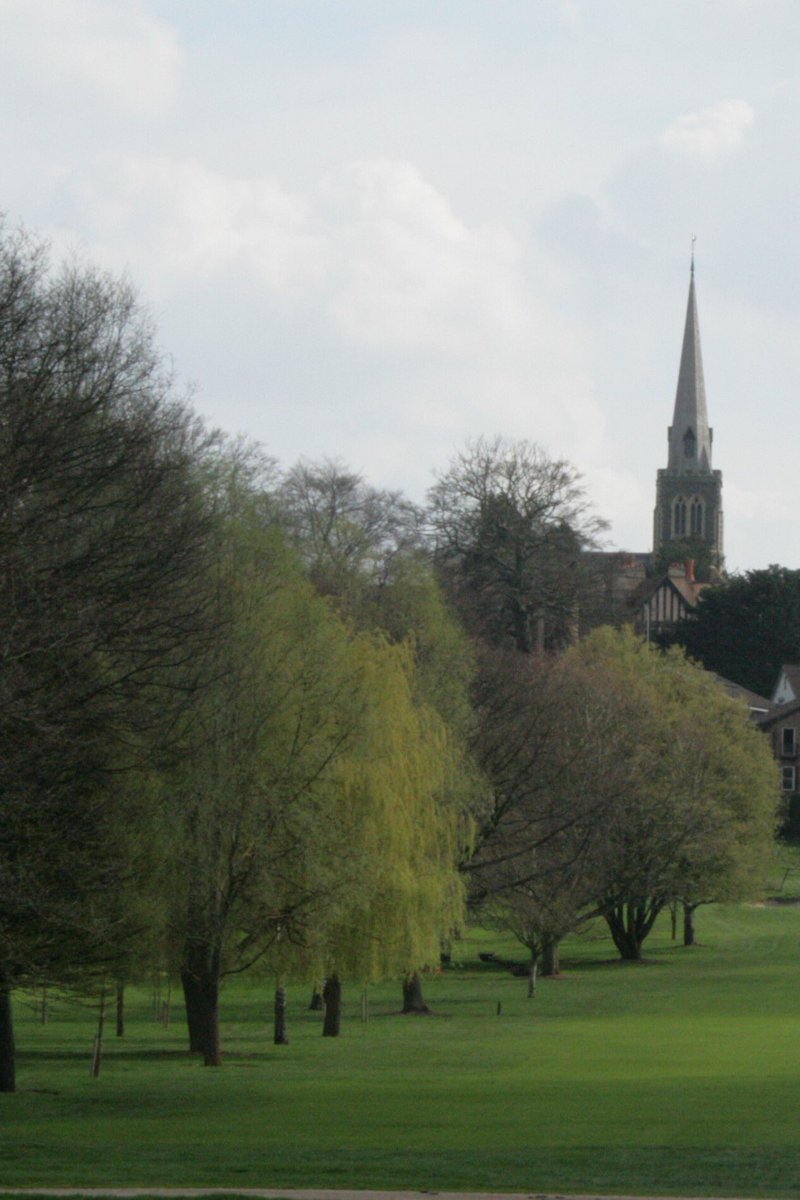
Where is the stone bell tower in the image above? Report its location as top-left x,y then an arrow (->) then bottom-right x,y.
653,256 -> 724,573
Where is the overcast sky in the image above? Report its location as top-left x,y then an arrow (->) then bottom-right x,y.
2,0 -> 798,572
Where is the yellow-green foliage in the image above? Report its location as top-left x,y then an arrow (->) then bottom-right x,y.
169,493 -> 465,990
318,634 -> 465,982
567,626 -> 780,906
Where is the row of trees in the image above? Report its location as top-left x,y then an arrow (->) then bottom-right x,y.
0,221 -> 781,1092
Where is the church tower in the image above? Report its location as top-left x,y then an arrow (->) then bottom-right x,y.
653,258 -> 724,574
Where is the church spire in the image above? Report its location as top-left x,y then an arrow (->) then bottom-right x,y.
667,255 -> 712,473
653,255 -> 724,571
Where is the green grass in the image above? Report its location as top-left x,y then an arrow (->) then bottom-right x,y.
4,897 -> 800,1196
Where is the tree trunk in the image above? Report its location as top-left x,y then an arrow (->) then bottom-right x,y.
181,941 -> 222,1065
180,968 -> 205,1053
115,981 -> 125,1038
91,989 -> 106,1078
273,985 -> 288,1045
322,974 -> 341,1037
683,901 -> 698,947
527,952 -> 538,998
401,971 -> 431,1014
0,975 -> 16,1094
308,985 -> 323,1011
512,600 -> 533,655
604,900 -> 663,961
541,937 -> 561,977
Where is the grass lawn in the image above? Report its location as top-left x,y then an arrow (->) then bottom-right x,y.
4,867 -> 800,1196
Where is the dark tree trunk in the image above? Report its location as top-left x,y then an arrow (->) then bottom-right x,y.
527,951 -> 538,998
308,985 -> 323,1011
401,971 -> 431,1014
273,985 -> 288,1045
322,974 -> 341,1037
181,940 -> 222,1065
115,981 -> 125,1038
683,901 -> 698,947
0,975 -> 15,1094
605,900 -> 663,961
512,600 -> 533,655
180,968 -> 205,1053
91,990 -> 106,1078
541,937 -> 561,977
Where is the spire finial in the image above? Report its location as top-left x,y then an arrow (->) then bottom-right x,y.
691,234 -> 696,275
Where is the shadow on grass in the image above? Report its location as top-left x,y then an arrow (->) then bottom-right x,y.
556,954 -> 671,972
19,1049 -> 193,1062
17,1047 -> 321,1064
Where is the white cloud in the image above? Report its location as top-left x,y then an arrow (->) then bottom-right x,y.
67,150 -> 609,480
0,0 -> 181,113
660,99 -> 755,160
322,158 -> 533,356
70,156 -> 328,300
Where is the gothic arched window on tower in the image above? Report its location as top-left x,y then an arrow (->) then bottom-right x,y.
673,496 -> 687,538
683,427 -> 696,459
690,496 -> 704,537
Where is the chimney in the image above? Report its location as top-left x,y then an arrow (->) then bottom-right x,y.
685,559 -> 696,583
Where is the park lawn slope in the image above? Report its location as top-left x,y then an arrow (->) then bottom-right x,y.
2,903 -> 800,1196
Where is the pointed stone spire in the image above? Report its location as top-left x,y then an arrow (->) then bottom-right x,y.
653,253 -> 724,571
667,255 -> 712,473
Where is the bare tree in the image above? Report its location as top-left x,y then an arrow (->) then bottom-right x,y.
277,458 -> 422,598
427,436 -> 607,653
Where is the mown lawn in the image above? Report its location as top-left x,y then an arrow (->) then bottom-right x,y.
4,873 -> 800,1196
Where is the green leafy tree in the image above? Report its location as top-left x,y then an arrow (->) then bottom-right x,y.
0,223 -> 213,1092
469,647 -> 621,977
274,458 -> 481,1013
307,635 -> 467,1031
170,468 -> 470,1057
568,629 -> 780,960
664,566 -> 800,697
168,491 -> 362,1064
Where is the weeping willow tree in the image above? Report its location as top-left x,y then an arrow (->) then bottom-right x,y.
166,490 -> 366,1065
167,467 -> 472,1060
268,634 -> 469,1035
273,459 -> 482,1016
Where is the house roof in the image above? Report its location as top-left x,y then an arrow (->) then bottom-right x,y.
667,574 -> 708,608
633,571 -> 707,614
772,664 -> 800,703
712,675 -> 773,717
757,696 -> 800,730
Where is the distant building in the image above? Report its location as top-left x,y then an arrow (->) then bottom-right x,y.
771,665 -> 800,706
584,258 -> 724,636
758,700 -> 800,795
652,256 -> 724,574
635,559 -> 708,639
713,675 -> 773,720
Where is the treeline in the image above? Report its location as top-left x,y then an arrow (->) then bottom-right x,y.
0,225 -> 779,1092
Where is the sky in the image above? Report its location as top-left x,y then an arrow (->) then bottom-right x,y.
1,0 -> 798,572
